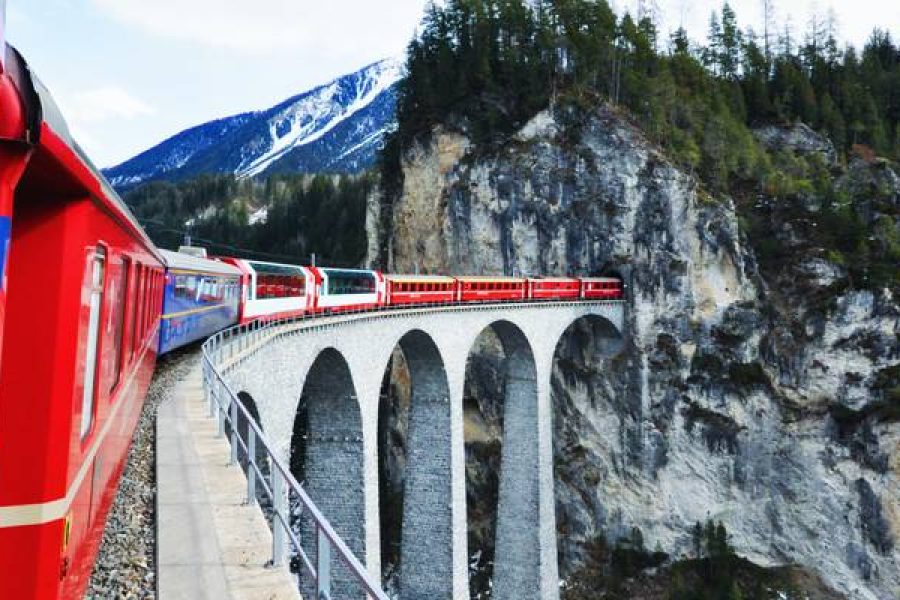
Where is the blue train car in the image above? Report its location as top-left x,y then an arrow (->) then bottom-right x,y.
159,249 -> 241,354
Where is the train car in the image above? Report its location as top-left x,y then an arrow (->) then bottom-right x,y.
580,276 -> 623,300
159,249 -> 241,353
220,257 -> 316,323
384,274 -> 456,306
311,266 -> 385,312
527,277 -> 581,300
456,276 -> 528,302
0,41 -> 165,600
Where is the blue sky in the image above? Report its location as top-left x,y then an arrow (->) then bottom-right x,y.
6,1 -> 897,168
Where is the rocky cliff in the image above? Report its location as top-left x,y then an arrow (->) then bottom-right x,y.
369,104 -> 899,599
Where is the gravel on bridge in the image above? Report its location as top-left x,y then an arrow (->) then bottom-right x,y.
87,346 -> 200,599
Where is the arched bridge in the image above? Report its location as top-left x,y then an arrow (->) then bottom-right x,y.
203,300 -> 625,600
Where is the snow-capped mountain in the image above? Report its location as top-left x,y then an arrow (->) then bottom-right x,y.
104,58 -> 402,189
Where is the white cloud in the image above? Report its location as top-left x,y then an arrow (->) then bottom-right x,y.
61,85 -> 155,123
90,0 -> 426,55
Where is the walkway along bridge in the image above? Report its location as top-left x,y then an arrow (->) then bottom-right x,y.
199,299 -> 626,599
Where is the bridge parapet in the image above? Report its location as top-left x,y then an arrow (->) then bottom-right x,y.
203,300 -> 625,599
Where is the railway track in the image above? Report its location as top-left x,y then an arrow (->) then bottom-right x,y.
86,347 -> 201,599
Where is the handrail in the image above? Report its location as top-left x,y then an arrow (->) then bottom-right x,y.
200,297 -> 625,598
202,318 -> 390,599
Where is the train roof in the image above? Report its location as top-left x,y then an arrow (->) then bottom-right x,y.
3,44 -> 162,262
454,275 -> 527,282
384,274 -> 457,284
242,259 -> 307,276
160,249 -> 242,276
317,266 -> 377,275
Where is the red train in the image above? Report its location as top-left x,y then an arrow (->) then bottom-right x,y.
213,258 -> 622,324
0,29 -> 623,600
0,42 -> 165,599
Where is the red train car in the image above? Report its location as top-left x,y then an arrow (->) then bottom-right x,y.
456,276 -> 527,302
581,277 -> 623,299
308,266 -> 385,313
0,44 -> 165,599
385,274 -> 456,306
220,257 -> 318,323
527,277 -> 581,300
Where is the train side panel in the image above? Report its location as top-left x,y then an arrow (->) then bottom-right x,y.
312,267 -> 384,312
581,277 -> 623,300
527,277 -> 580,300
0,86 -> 163,600
159,269 -> 240,353
222,258 -> 314,323
457,277 -> 527,302
384,275 -> 456,306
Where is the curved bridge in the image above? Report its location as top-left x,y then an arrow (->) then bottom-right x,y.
207,300 -> 625,599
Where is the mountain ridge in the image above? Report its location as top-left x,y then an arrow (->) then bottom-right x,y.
104,57 -> 402,189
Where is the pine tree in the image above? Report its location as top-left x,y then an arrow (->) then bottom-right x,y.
719,3 -> 743,80
692,521 -> 704,558
705,10 -> 723,75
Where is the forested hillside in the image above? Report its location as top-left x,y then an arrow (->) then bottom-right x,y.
385,0 -> 899,181
378,0 -> 899,294
124,174 -> 372,266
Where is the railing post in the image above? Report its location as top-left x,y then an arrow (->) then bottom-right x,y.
246,428 -> 256,505
317,527 -> 331,600
272,470 -> 286,567
207,368 -> 216,418
229,398 -> 238,465
216,382 -> 225,438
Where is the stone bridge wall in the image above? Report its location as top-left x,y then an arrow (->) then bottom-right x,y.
222,301 -> 624,600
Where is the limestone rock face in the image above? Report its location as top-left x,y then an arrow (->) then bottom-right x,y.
753,122 -> 838,166
370,105 -> 900,599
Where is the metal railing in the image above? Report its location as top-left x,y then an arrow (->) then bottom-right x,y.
200,297 -> 625,598
202,321 -> 389,600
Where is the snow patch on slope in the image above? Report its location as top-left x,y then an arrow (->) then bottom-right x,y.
235,58 -> 403,178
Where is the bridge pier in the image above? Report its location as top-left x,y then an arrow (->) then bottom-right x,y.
397,331 -> 463,600
296,350 -> 367,598
484,321 -> 561,600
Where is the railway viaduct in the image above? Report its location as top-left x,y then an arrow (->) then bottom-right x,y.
210,300 -> 625,599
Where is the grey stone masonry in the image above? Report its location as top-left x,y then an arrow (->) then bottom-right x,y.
297,349 -> 366,598
220,301 -> 624,599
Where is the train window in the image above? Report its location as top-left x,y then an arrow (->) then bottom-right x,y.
325,270 -> 376,295
141,267 -> 148,337
140,269 -> 147,337
133,266 -> 142,350
129,264 -> 139,361
147,272 -> 155,327
80,247 -> 106,440
110,256 -> 130,392
174,274 -> 190,299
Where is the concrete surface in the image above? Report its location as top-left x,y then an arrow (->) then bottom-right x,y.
157,363 -> 298,600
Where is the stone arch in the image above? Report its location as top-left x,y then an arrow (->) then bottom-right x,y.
291,347 -> 365,597
230,391 -> 270,508
375,346 -> 410,585
377,329 -> 454,600
551,314 -> 625,582
553,314 -> 625,371
462,320 -> 542,599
